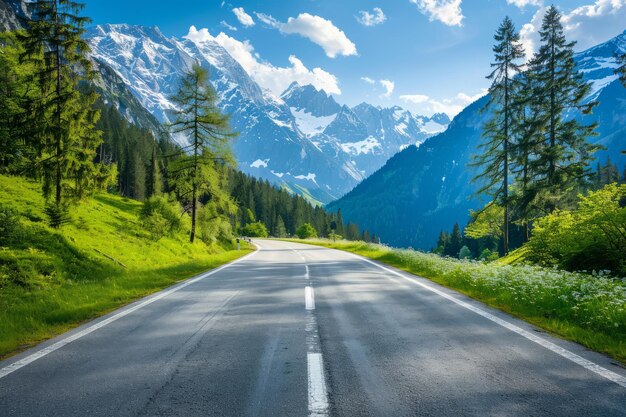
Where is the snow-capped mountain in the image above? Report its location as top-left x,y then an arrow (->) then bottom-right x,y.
86,24 -> 369,203
85,24 -> 448,203
328,29 -> 626,250
281,82 -> 449,178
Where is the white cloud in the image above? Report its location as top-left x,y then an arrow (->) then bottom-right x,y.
255,12 -> 357,58
185,27 -> 341,96
506,0 -> 542,8
361,76 -> 376,84
400,89 -> 487,117
409,0 -> 464,27
399,94 -> 430,104
232,7 -> 255,27
520,1 -> 626,57
357,7 -> 387,26
380,79 -> 395,98
220,20 -> 237,31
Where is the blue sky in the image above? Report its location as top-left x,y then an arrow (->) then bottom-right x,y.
84,0 -> 626,117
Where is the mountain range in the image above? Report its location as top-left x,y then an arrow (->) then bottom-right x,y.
328,29 -> 626,250
85,23 -> 448,204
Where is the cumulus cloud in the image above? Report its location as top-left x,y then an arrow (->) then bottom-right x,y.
360,76 -> 376,84
506,0 -> 542,8
185,27 -> 341,96
357,7 -> 387,26
232,7 -> 255,27
380,79 -> 395,98
520,0 -> 626,57
400,89 -> 487,117
409,0 -> 464,27
255,12 -> 357,58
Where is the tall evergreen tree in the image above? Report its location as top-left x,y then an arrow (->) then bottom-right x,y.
20,0 -> 103,211
169,63 -> 235,243
146,141 -> 162,198
528,6 -> 599,212
472,17 -> 525,255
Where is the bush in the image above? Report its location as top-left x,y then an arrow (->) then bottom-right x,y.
526,184 -> 626,275
458,245 -> 472,260
198,204 -> 234,244
296,223 -> 317,239
241,222 -> 268,238
0,205 -> 21,245
478,248 -> 499,262
140,196 -> 183,240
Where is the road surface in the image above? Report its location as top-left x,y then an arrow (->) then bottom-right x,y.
1,239 -> 625,416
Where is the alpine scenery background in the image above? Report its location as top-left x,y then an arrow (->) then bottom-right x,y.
1,1 -> 626,416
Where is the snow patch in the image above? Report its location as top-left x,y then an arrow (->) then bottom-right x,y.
340,137 -> 381,156
291,107 -> 337,136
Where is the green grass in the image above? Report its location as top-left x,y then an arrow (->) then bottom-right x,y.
0,175 -> 252,358
284,238 -> 626,364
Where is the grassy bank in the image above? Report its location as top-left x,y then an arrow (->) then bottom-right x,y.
285,239 -> 626,363
0,175 -> 252,358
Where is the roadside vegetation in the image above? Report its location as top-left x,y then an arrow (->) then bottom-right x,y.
0,175 -> 253,358
285,238 -> 626,363
435,9 -> 626,279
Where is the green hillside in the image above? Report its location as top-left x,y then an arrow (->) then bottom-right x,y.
0,175 -> 251,357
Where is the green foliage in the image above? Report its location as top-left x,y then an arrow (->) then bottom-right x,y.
458,245 -> 472,260
19,0 -> 106,206
525,184 -> 626,275
43,203 -> 71,229
0,174 -> 250,356
465,202 -> 504,240
228,171 -> 369,241
329,232 -> 342,242
296,223 -> 317,239
140,196 -> 183,239
241,222 -> 268,238
478,248 -> 500,262
472,17 -> 525,254
168,63 -> 236,243
0,205 -> 21,245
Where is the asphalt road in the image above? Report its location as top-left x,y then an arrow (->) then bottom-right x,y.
1,239 -> 625,416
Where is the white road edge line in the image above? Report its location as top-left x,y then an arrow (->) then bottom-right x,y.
0,247 -> 260,380
305,286 -> 315,310
350,254 -> 626,389
307,352 -> 329,417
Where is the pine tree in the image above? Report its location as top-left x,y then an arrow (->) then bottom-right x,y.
146,141 -> 162,198
20,0 -> 102,211
511,63 -> 544,241
528,6 -> 599,211
446,223 -> 463,258
168,63 -> 235,243
472,16 -> 525,255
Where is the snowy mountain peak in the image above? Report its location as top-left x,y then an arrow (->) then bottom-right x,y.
281,83 -> 341,117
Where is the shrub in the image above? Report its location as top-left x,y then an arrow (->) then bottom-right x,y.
296,223 -> 317,239
458,245 -> 472,260
478,248 -> 499,262
198,204 -> 234,244
241,222 -> 268,238
526,184 -> 626,275
0,205 -> 21,245
140,196 -> 183,240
